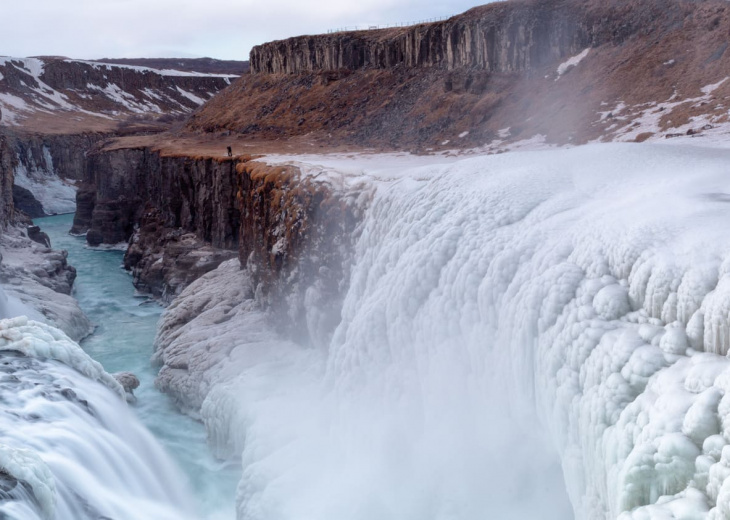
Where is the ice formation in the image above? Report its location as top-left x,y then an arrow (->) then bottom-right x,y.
0,316 -> 197,520
155,142 -> 730,520
13,148 -> 77,215
0,230 -> 92,342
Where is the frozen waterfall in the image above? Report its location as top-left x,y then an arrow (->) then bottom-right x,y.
0,317 -> 196,520
158,142 -> 730,520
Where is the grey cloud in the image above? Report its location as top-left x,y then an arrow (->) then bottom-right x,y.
1,0 -> 483,60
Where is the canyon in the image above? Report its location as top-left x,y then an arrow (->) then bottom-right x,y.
6,0 -> 730,518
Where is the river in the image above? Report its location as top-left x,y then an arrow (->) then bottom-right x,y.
36,213 -> 239,520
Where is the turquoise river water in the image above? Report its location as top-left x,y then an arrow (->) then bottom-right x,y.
36,213 -> 239,520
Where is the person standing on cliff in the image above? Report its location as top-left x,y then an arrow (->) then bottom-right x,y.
227,146 -> 232,157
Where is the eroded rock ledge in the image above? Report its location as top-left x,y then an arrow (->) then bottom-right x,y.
153,163 -> 368,415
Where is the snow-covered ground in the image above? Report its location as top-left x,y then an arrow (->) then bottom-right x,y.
157,142 -> 730,520
0,227 -> 91,341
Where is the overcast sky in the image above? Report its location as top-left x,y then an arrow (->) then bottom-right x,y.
1,0 -> 485,62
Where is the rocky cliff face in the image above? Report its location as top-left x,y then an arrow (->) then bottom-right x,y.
235,161 -> 365,341
249,0 -> 671,74
37,59 -> 231,97
11,132 -> 107,182
74,148 -> 240,247
0,133 -> 15,229
73,147 -> 242,299
7,131 -> 111,216
193,0 -> 728,149
75,145 -> 366,315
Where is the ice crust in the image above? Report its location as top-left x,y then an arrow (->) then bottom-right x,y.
0,317 -> 197,520
0,228 -> 92,341
157,143 -> 730,519
0,316 -> 123,397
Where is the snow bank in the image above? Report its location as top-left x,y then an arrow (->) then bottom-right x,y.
159,143 -> 730,520
557,48 -> 590,77
0,316 -> 123,397
0,228 -> 91,341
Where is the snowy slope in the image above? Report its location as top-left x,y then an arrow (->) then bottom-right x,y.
157,142 -> 730,520
0,57 -> 237,127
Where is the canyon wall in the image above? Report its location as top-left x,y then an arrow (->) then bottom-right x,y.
4,130 -> 111,216
0,57 -> 238,133
74,148 -> 240,247
193,0 -> 710,148
74,147 -> 242,300
249,0 -> 673,74
0,133 -> 15,229
11,132 -> 109,182
75,145 -> 365,326
37,60 -> 231,102
235,161 -> 365,341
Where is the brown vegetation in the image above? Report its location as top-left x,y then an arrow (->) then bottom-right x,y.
184,0 -> 730,149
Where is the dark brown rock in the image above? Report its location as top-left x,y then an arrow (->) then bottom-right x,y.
123,206 -> 237,302
249,0 -> 671,75
0,133 -> 15,229
12,185 -> 44,218
26,226 -> 51,248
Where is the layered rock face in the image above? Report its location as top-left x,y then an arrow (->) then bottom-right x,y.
73,147 -> 241,298
74,149 -> 240,247
36,59 -> 231,101
10,132 -> 108,182
236,161 -> 366,341
196,0 -> 724,149
251,2 -> 582,73
154,164 -> 367,413
75,145 -> 366,316
249,0 -> 669,74
123,205 -> 238,302
0,57 -> 237,131
0,133 -> 15,229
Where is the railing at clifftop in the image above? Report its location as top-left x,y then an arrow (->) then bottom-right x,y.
327,16 -> 451,34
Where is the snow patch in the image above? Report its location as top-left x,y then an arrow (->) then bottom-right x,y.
556,48 -> 590,78
175,86 -> 206,105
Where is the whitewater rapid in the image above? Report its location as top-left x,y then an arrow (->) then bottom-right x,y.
0,317 -> 196,520
0,213 -> 242,519
37,214 -> 240,519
